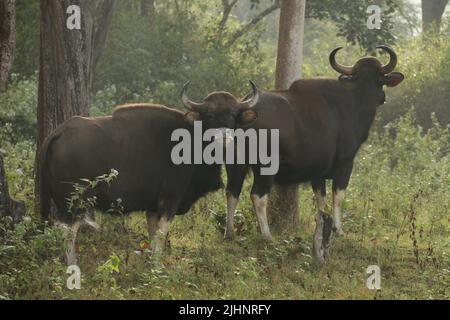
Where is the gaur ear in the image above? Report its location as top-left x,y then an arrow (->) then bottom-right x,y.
384,72 -> 404,87
184,111 -> 201,125
238,109 -> 258,126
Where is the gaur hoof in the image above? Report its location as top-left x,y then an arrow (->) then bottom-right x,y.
262,234 -> 274,242
312,210 -> 333,263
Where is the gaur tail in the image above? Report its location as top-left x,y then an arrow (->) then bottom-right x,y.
38,134 -> 56,221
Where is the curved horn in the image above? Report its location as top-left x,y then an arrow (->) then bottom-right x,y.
376,45 -> 397,74
329,47 -> 353,75
181,81 -> 203,111
240,80 -> 260,109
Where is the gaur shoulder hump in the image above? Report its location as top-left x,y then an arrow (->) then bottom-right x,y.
112,103 -> 181,117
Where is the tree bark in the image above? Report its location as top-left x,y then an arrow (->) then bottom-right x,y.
37,0 -> 116,150
36,0 -> 115,209
37,0 -> 93,149
93,0 -> 116,72
219,0 -> 239,31
274,0 -> 305,88
268,0 -> 306,234
422,0 -> 448,33
0,0 -> 16,91
0,1 -> 24,223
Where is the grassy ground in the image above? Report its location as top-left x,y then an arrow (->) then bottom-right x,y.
0,113 -> 449,300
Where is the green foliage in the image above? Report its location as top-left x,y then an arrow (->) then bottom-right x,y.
11,0 -> 40,77
306,0 -> 403,52
0,129 -> 35,203
0,216 -> 67,299
379,33 -> 450,129
0,74 -> 38,141
66,169 -> 119,216
93,0 -> 272,111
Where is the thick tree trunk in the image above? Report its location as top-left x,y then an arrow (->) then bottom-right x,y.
268,0 -> 306,234
35,0 -> 115,211
37,0 -> 116,149
37,0 -> 94,149
0,0 -> 16,91
422,0 -> 448,33
274,0 -> 305,88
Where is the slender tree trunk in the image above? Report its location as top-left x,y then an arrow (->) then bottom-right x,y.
422,0 -> 448,33
35,0 -> 115,210
268,0 -> 306,234
0,1 -> 24,223
0,0 -> 16,91
93,0 -> 116,72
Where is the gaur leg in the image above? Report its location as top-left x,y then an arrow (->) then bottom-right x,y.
152,213 -> 173,257
56,210 -> 100,266
145,212 -> 160,240
151,186 -> 182,256
225,164 -> 248,240
56,220 -> 82,266
332,161 -> 353,236
311,179 -> 333,263
312,179 -> 326,212
250,168 -> 274,241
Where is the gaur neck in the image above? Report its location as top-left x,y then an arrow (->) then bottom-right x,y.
353,85 -> 380,144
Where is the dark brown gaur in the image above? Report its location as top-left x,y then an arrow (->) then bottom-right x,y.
38,82 -> 259,265
224,46 -> 404,263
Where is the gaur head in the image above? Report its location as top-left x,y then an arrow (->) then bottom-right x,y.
180,81 -> 259,129
330,45 -> 404,105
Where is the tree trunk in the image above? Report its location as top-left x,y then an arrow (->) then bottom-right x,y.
93,0 -> 116,72
37,0 -> 116,149
35,0 -> 115,210
422,0 -> 448,33
268,0 -> 306,234
37,0 -> 93,149
0,1 -> 24,223
0,0 -> 16,91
